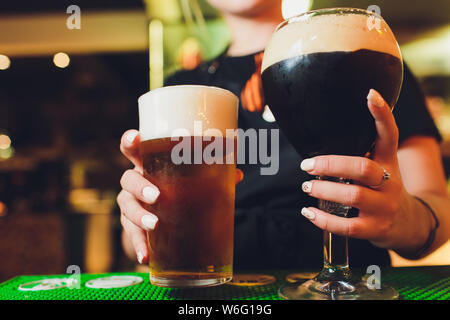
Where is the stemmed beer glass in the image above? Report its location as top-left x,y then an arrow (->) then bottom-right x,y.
261,8 -> 403,299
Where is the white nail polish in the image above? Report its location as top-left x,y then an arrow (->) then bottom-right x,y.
137,252 -> 144,264
143,186 -> 160,203
300,158 -> 315,171
302,181 -> 312,193
141,215 -> 158,230
126,131 -> 138,144
301,208 -> 315,220
367,89 -> 385,108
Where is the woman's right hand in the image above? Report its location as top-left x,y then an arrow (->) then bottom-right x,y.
117,129 -> 160,265
117,129 -> 244,265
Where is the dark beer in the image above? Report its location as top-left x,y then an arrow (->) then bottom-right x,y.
261,11 -> 403,159
262,49 -> 403,158
140,137 -> 236,284
138,85 -> 238,288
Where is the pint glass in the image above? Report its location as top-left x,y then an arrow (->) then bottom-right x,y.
138,85 -> 239,288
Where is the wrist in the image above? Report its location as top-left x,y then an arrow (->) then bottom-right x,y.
391,194 -> 437,259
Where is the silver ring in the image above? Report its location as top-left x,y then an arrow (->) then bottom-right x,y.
369,166 -> 390,189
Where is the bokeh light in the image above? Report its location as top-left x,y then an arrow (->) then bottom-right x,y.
0,54 -> 11,70
53,52 -> 70,68
0,147 -> 13,160
0,134 -> 11,149
0,201 -> 6,217
281,0 -> 312,20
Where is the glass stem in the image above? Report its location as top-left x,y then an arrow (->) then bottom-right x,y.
315,176 -> 352,284
319,228 -> 351,281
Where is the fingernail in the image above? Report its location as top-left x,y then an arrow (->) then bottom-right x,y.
126,131 -> 138,144
137,252 -> 144,264
141,214 -> 158,230
143,186 -> 160,203
302,181 -> 312,193
367,89 -> 385,108
300,158 -> 315,171
301,207 -> 315,220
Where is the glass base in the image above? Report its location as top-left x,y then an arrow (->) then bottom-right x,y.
150,274 -> 232,288
285,272 -> 319,283
279,279 -> 399,300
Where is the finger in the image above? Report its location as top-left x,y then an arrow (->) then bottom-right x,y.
241,83 -> 256,112
256,73 -> 265,106
300,207 -> 375,239
367,89 -> 399,161
235,168 -> 244,184
249,75 -> 263,112
301,155 -> 384,186
120,129 -> 143,171
301,179 -> 384,212
120,169 -> 160,204
117,190 -> 158,231
121,214 -> 149,264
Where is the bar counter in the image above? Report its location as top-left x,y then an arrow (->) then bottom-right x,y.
1,266 -> 449,300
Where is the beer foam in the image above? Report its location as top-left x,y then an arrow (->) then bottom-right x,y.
138,85 -> 238,141
261,10 -> 401,72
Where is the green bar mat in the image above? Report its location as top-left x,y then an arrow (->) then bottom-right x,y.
1,267 -> 449,300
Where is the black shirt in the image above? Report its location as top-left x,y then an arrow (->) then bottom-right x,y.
165,52 -> 441,271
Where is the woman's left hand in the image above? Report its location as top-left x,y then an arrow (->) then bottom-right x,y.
300,89 -> 415,249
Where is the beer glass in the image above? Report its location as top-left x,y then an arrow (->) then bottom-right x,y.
261,8 -> 403,299
138,85 -> 238,288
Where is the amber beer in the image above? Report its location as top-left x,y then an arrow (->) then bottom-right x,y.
138,85 -> 238,288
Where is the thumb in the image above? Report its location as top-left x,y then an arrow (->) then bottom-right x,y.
120,130 -> 143,172
367,89 -> 399,162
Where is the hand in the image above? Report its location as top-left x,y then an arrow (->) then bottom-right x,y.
299,89 -> 413,248
240,52 -> 265,112
117,130 -> 244,264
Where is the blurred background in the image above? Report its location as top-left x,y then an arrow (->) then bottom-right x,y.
0,0 -> 449,281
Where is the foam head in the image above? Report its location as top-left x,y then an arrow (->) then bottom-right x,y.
138,85 -> 239,141
262,9 -> 402,73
